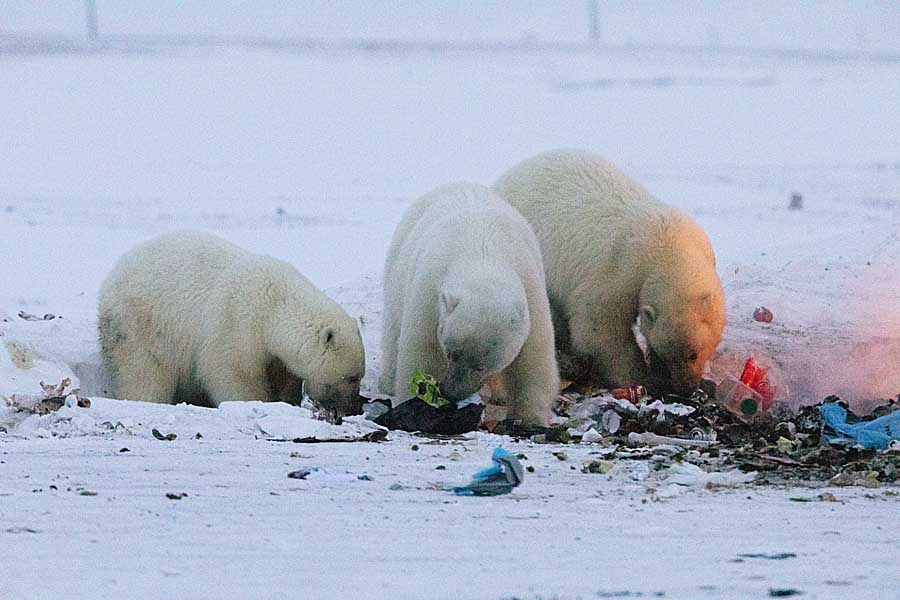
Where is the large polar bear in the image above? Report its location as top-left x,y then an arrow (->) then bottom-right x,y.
494,149 -> 726,395
380,182 -> 559,425
98,232 -> 365,415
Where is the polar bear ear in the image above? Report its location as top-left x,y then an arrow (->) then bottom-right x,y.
319,326 -> 336,349
640,305 -> 656,329
441,292 -> 460,314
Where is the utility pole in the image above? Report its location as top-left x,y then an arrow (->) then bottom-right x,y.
588,0 -> 600,46
84,0 -> 99,42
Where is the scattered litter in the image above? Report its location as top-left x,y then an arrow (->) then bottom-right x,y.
372,369 -> 486,434
609,385 -> 648,403
552,451 -> 568,461
291,429 -> 387,443
451,447 -> 524,496
788,192 -> 803,210
819,401 -> 900,450
374,397 -> 483,434
769,588 -> 803,597
828,470 -> 881,488
166,492 -> 188,500
287,467 -> 371,482
361,395 -> 392,420
789,493 -> 837,503
288,467 -> 323,480
738,552 -> 797,560
583,460 -> 615,474
600,411 -> 621,434
152,428 -> 177,441
17,311 -> 56,321
753,306 -> 774,323
581,428 -> 603,443
666,462 -> 756,488
5,526 -> 40,534
628,432 -> 717,449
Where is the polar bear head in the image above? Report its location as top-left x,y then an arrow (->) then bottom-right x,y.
639,275 -> 726,395
436,267 -> 530,402
267,287 -> 365,416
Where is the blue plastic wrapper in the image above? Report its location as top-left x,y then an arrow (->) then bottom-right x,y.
451,447 -> 524,496
819,402 -> 900,450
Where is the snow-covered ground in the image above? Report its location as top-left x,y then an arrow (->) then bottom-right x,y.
2,5 -> 900,598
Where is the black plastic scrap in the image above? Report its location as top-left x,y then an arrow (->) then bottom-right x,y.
374,397 -> 484,435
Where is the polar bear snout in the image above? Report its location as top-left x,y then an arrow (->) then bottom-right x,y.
648,348 -> 704,396
439,360 -> 485,402
305,377 -> 362,416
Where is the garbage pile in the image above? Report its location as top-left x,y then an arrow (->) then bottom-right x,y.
496,382 -> 900,486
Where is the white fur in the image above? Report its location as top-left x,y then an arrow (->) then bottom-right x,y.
380,182 -> 559,425
494,149 -> 726,393
98,232 -> 365,409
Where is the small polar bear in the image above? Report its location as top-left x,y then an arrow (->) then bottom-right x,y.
380,182 -> 559,425
494,149 -> 726,395
98,232 -> 365,414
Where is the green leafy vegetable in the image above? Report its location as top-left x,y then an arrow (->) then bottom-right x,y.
409,368 -> 449,408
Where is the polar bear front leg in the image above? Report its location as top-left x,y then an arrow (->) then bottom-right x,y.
569,299 -> 649,387
116,353 -> 178,404
392,294 -> 444,404
202,370 -> 270,407
503,314 -> 559,425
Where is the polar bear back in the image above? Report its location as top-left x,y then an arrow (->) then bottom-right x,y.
385,181 -> 545,296
494,148 -> 714,302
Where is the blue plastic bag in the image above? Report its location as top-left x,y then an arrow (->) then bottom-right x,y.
819,402 -> 900,450
451,447 -> 525,496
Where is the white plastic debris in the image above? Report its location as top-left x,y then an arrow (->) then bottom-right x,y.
628,431 -> 717,448
581,428 -> 603,443
601,410 -> 621,433
666,462 -> 757,488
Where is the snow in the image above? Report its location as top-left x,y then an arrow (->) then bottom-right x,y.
2,5 -> 900,598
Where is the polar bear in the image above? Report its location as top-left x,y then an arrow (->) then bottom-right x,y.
494,149 -> 726,395
380,182 -> 559,425
98,232 -> 365,414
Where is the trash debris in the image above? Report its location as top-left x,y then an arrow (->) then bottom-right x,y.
738,552 -> 796,560
291,428 -> 387,443
788,192 -> 803,210
819,401 -> 900,450
374,397 -> 483,435
717,355 -> 777,419
581,428 -> 603,443
451,447 -> 524,496
361,396 -> 392,420
769,588 -> 803,597
373,369 -> 485,434
666,462 -> 756,488
288,467 -> 323,480
17,310 -> 56,321
740,355 -> 776,409
610,385 -> 647,403
789,493 -> 837,503
287,467 -> 372,482
408,368 -> 447,408
3,378 -> 90,415
583,460 -> 615,474
151,428 -> 177,441
828,470 -> 881,488
753,306 -> 774,323
628,431 -> 717,449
